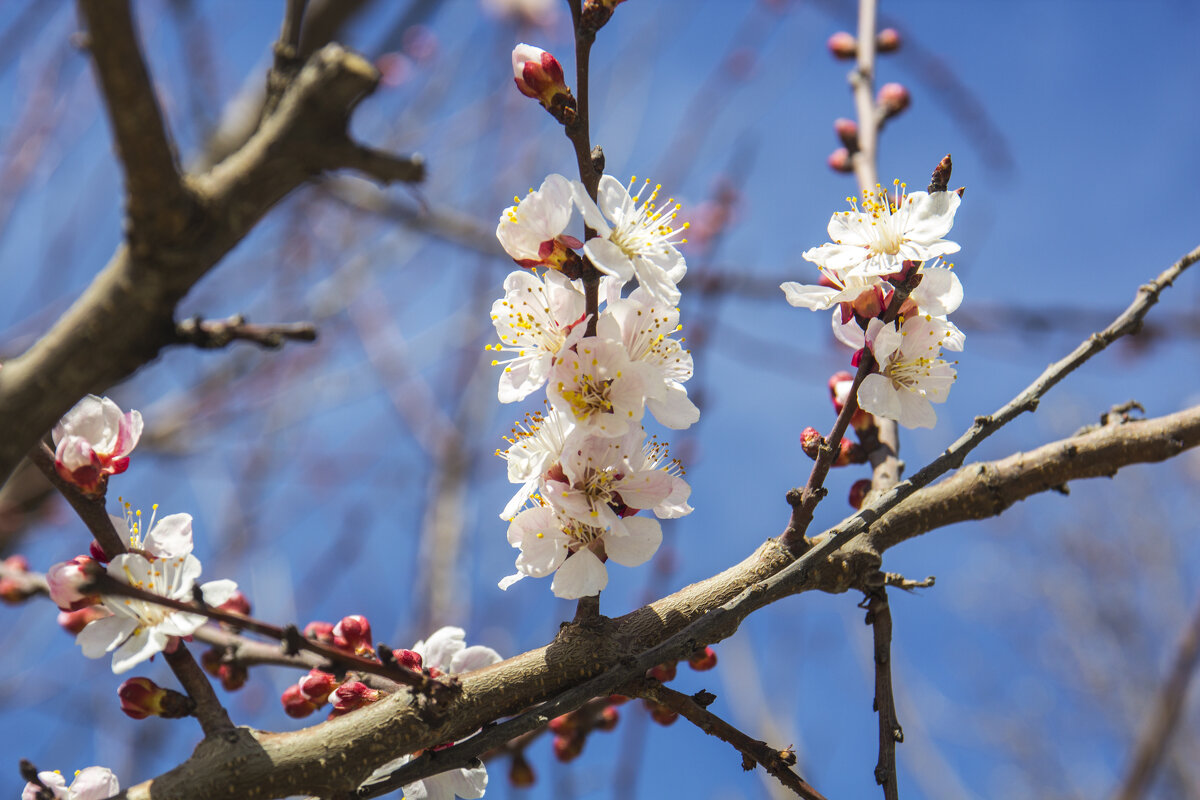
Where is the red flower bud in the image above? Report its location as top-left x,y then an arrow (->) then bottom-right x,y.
548,713 -> 577,735
552,733 -> 584,762
645,700 -> 679,726
800,427 -> 823,460
687,646 -> 718,671
118,677 -> 190,719
876,28 -> 901,53
827,147 -> 853,174
877,82 -> 910,118
217,591 -> 251,617
57,606 -> 110,635
332,615 -> 373,655
833,438 -> 867,467
47,556 -> 99,611
298,669 -> 340,705
647,662 -> 677,683
512,44 -> 577,124
329,681 -> 381,716
282,684 -> 319,718
303,620 -> 335,644
392,648 -> 423,672
849,479 -> 872,510
595,705 -> 620,731
827,31 -> 857,59
833,118 -> 858,149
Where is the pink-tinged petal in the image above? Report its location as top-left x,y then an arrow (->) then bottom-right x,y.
77,614 -> 135,658
654,474 -> 693,519
450,644 -> 503,673
114,410 -> 143,457
614,471 -> 674,512
110,626 -> 166,674
781,282 -> 839,310
508,509 -> 569,577
857,374 -> 901,421
69,767 -> 120,800
142,513 -> 194,558
158,610 -> 207,638
605,516 -> 662,567
497,352 -> 550,403
441,763 -> 489,799
551,548 -> 607,599
869,323 -> 904,362
55,437 -> 98,473
582,238 -> 634,282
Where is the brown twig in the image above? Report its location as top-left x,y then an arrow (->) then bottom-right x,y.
263,0 -> 309,118
1111,590 -> 1200,800
26,443 -> 126,560
76,0 -> 194,247
636,683 -> 828,800
863,587 -> 901,800
175,315 -> 318,350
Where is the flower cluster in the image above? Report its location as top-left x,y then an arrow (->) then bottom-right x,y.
491,172 -> 696,598
781,178 -> 965,428
22,767 -> 118,800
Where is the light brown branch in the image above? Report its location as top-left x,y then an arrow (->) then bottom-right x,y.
175,315 -> 318,350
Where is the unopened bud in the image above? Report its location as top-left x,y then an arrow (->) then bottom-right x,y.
827,31 -> 857,59
58,606 -> 110,634
47,556 -> 99,610
876,28 -> 901,52
548,713 -> 577,735
299,669 -> 340,705
329,681 -> 381,716
88,541 -> 111,563
833,438 -> 867,467
282,684 -> 319,718
645,700 -> 679,726
595,705 -> 620,731
553,732 -> 584,762
829,372 -> 854,412
512,44 -> 576,124
800,427 -> 823,460
119,677 -> 192,719
580,0 -> 627,33
687,646 -> 718,671
608,693 -> 630,705
0,555 -> 34,604
877,82 -> 910,118
849,479 -> 872,509
833,118 -> 858,149
508,752 -> 536,787
647,662 -> 677,683
332,614 -> 373,655
392,648 -> 423,672
303,620 -> 335,644
218,662 -> 249,691
827,147 -> 853,174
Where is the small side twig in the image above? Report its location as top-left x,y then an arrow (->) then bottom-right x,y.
263,0 -> 310,118
863,586 -> 901,800
176,315 -> 318,350
636,682 -> 828,800
26,442 -> 125,560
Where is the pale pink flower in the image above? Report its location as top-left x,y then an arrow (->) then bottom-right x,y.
496,174 -> 581,269
488,269 -> 587,403
22,767 -> 118,800
858,316 -> 958,429
547,337 -> 645,438
52,395 -> 143,494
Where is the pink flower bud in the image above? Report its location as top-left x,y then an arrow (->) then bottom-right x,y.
217,591 -> 251,617
282,684 -> 319,718
647,661 -> 677,683
47,556 -> 98,610
512,44 -> 576,123
58,606 -> 111,634
392,648 -> 423,671
509,752 -> 536,787
303,620 -> 335,644
332,614 -> 373,655
833,438 -> 867,467
88,540 -> 112,563
877,82 -> 910,117
548,713 -> 576,735
800,427 -> 822,460
51,395 -> 142,496
833,118 -> 858,149
849,478 -> 872,509
827,147 -> 853,173
876,28 -> 901,53
595,705 -> 620,730
118,677 -> 190,719
687,646 -> 718,671
827,31 -> 857,59
552,732 -> 584,762
829,371 -> 855,412
298,669 -> 340,705
328,681 -> 381,716
645,699 -> 679,726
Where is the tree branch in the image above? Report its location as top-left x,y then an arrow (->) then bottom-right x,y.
175,315 -> 317,350
863,587 -> 900,800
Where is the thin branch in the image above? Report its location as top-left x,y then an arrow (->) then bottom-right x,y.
76,0 -> 194,244
1111,590 -> 1200,800
175,315 -> 318,350
324,143 -> 426,184
863,588 -> 901,800
263,0 -> 309,118
162,645 -> 237,738
26,443 -> 125,559
636,683 -> 828,800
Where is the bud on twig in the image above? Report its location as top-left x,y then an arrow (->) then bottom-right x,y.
512,44 -> 577,125
849,478 -> 872,509
687,646 -> 718,671
827,31 -> 856,59
118,677 -> 193,719
876,28 -> 901,52
827,148 -> 853,173
800,427 -> 822,460
877,82 -> 911,119
509,752 -> 536,787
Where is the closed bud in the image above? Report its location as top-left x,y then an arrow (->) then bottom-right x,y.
548,713 -> 576,735
298,669 -> 340,705
833,438 -> 867,466
329,681 -> 381,716
0,555 -> 34,604
827,31 -> 857,59
645,700 -> 679,726
118,677 -> 192,719
217,591 -> 251,617
833,118 -> 858,149
303,620 -> 335,644
580,0 -> 627,33
57,606 -> 110,634
88,540 -> 111,563
552,733 -> 584,762
218,662 -> 249,692
282,684 -> 319,718
877,82 -> 911,118
46,556 -> 99,611
829,371 -> 854,412
392,648 -> 423,672
508,752 -> 536,787
332,614 -> 373,655
647,662 -> 677,683
595,705 -> 620,730
827,147 -> 853,173
876,28 -> 901,52
800,427 -> 822,460
608,693 -> 630,705
849,478 -> 872,509
688,646 -> 718,671
512,44 -> 577,124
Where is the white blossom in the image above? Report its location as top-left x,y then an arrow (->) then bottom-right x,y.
495,174 -> 580,268
52,395 -> 143,493
22,767 -> 118,800
858,316 -> 958,429
547,336 -> 645,438
488,269 -> 587,403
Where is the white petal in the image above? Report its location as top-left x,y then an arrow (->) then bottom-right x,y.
143,513 -> 194,558
70,767 -> 120,800
583,238 -> 634,282
77,614 -> 135,658
200,579 -> 239,606
450,645 -> 503,673
857,374 -> 901,421
646,383 -> 699,430
415,626 -> 466,672
605,516 -> 662,567
110,626 -> 167,673
894,389 -> 938,429
441,763 -> 488,799
781,282 -> 839,310
551,549 -> 607,599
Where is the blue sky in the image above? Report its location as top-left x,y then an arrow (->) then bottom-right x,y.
1,1 -> 1198,799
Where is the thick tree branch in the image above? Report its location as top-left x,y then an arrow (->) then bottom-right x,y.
76,0 -> 194,246
0,43 -> 423,486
